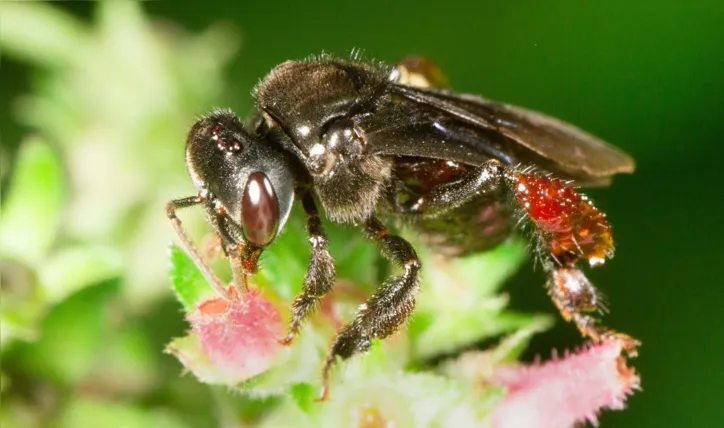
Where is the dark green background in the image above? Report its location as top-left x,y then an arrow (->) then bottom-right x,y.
6,1 -> 724,426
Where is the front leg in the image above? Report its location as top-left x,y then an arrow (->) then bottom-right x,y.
205,205 -> 248,295
167,195 -> 233,301
320,216 -> 421,400
281,193 -> 336,345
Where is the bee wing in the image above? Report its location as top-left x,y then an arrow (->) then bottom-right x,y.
359,83 -> 634,182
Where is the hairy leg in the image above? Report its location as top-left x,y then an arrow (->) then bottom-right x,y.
281,193 -> 336,346
394,160 -> 637,353
503,169 -> 639,354
314,162 -> 636,398
320,216 -> 421,400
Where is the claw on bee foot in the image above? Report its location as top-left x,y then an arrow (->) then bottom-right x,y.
601,331 -> 640,357
277,331 -> 298,347
316,379 -> 330,402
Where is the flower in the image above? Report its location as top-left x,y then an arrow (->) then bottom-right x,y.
168,289 -> 284,385
490,340 -> 640,428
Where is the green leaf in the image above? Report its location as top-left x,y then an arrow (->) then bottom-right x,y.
38,245 -> 123,304
0,2 -> 86,67
16,280 -> 118,385
416,238 -> 528,306
412,303 -> 549,360
57,397 -> 190,428
0,136 -> 65,266
94,322 -> 160,394
0,298 -> 44,346
488,317 -> 554,362
0,245 -> 120,350
165,334 -> 227,385
408,239 -> 535,359
0,372 -> 8,394
168,244 -> 214,312
0,395 -> 41,428
289,383 -> 316,414
327,221 -> 382,290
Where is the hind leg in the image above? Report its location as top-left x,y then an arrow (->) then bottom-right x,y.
503,168 -> 639,354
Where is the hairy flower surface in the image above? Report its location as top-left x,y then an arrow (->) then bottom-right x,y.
490,340 -> 640,428
170,289 -> 284,385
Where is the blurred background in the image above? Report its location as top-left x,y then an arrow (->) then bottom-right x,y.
1,1 -> 722,427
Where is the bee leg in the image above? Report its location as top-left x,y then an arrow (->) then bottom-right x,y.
319,216 -> 420,400
281,193 -> 336,346
546,265 -> 639,356
399,160 -> 503,217
166,196 -> 233,301
205,205 -> 248,295
502,168 -> 639,356
202,233 -> 223,260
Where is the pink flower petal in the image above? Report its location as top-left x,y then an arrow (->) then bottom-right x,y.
186,289 -> 284,383
491,340 -> 640,428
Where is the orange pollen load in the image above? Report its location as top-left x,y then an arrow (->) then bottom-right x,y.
506,171 -> 613,265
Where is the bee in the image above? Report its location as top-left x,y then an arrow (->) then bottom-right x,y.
167,53 -> 638,399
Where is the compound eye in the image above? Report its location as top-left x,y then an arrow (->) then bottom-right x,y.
241,172 -> 279,246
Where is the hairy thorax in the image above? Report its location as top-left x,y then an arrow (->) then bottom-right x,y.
314,154 -> 393,224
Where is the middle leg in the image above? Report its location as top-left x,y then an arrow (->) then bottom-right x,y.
320,216 -> 421,399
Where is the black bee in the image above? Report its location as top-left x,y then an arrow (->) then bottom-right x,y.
166,53 -> 637,399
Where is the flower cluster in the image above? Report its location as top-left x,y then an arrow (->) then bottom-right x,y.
167,235 -> 639,426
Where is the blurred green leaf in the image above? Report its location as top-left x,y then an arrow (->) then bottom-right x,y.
0,245 -> 121,350
326,220 -> 382,289
95,322 -> 160,394
165,334 -> 225,385
0,300 -> 43,346
289,382 -> 316,414
38,245 -> 123,304
0,2 -> 86,67
3,0 -> 240,306
168,244 -> 214,312
0,396 -> 40,428
16,280 -> 118,385
408,239 -> 544,359
57,397 -> 189,428
489,319 -> 555,363
413,306 -> 551,360
0,372 -> 8,394
0,136 -> 65,266
442,318 -> 556,385
416,238 -> 528,302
